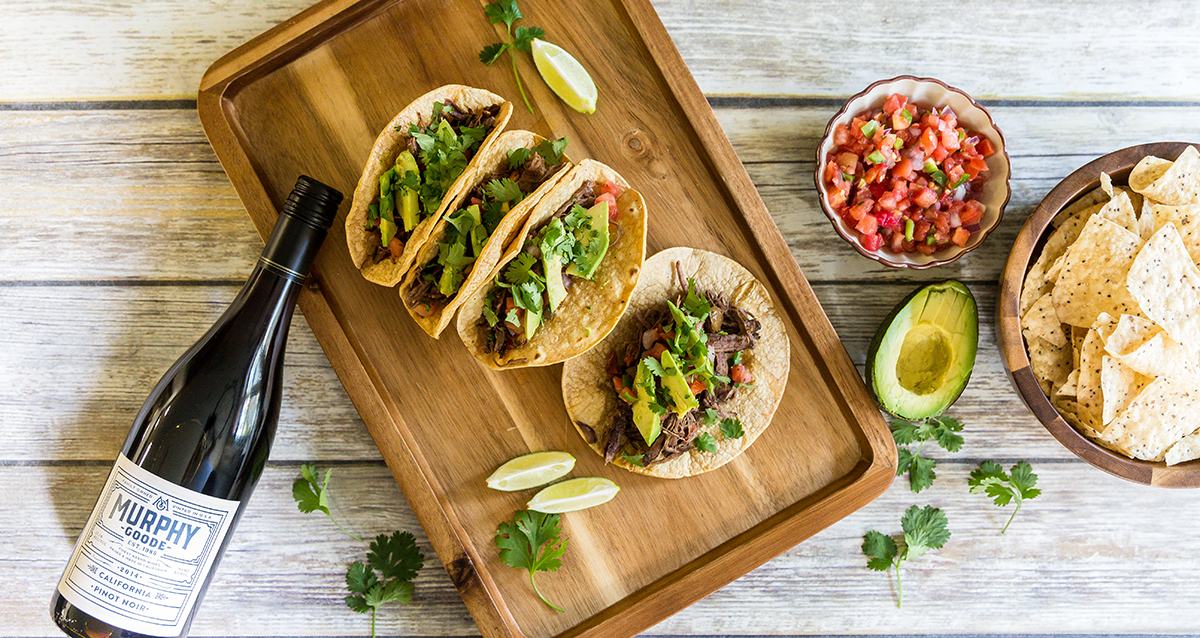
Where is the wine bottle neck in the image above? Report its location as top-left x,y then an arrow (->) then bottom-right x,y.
258,212 -> 329,284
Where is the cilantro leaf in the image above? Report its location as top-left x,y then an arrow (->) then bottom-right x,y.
483,0 -> 521,27
620,451 -> 645,467
969,460 -> 1040,533
889,420 -> 923,446
482,304 -> 500,327
929,416 -> 964,453
702,408 -> 721,426
861,530 -> 898,571
503,252 -> 541,286
682,279 -> 711,321
292,464 -> 362,542
369,531 -> 424,583
496,510 -> 567,612
485,178 -> 523,203
479,0 -> 542,113
533,137 -> 568,164
902,505 -> 950,555
479,42 -> 507,66
694,432 -> 718,453
345,533 -> 424,638
719,417 -> 744,439
896,448 -> 936,493
507,147 -> 532,169
864,505 -> 950,607
642,357 -> 666,377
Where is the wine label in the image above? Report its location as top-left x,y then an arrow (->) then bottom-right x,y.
56,454 -> 239,637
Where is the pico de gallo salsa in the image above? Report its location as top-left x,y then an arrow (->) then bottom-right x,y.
821,93 -> 996,255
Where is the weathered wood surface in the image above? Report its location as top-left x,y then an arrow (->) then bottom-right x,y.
6,0 -> 1200,636
4,0 -> 1200,101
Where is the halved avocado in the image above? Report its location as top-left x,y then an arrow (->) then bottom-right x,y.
866,280 -> 978,421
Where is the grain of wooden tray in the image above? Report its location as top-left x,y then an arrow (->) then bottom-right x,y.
197,0 -> 894,637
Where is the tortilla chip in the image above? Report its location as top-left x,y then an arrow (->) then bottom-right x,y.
1148,201 -> 1200,264
1022,205 -> 1099,315
1165,432 -> 1200,466
1076,313 -> 1117,424
1022,292 -> 1068,347
1071,325 -> 1088,369
345,85 -> 514,286
1126,223 -> 1200,353
1138,200 -> 1157,241
1052,187 -> 1108,228
1129,155 -> 1175,196
1028,336 -> 1072,395
1129,146 -> 1200,206
396,130 -> 573,338
1054,397 -> 1102,439
1103,313 -> 1159,357
1113,333 -> 1199,384
1099,376 -> 1200,461
1055,369 -> 1080,400
1096,190 -> 1139,236
1100,355 -> 1151,426
1051,215 -> 1143,327
561,247 -> 790,478
457,159 -> 648,368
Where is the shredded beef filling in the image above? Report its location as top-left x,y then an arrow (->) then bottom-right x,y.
477,181 -> 600,357
599,277 -> 761,467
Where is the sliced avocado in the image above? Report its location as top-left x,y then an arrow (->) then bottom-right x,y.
470,224 -> 488,257
378,169 -> 395,229
395,151 -> 420,232
631,359 -> 661,445
437,263 -> 463,297
523,300 -> 542,341
544,254 -> 568,312
465,203 -> 482,226
866,280 -> 978,421
658,350 -> 699,416
565,202 -> 610,279
379,216 -> 398,251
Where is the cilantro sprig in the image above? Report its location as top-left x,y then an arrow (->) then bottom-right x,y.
496,509 -> 567,612
862,505 -> 950,607
293,465 -> 425,638
479,0 -> 544,113
292,464 -> 363,542
891,416 -> 963,493
346,532 -> 425,638
968,461 -> 1041,533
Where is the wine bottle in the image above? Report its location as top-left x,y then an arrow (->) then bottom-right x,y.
50,175 -> 344,638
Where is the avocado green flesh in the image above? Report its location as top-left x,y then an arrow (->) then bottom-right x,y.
631,359 -> 661,445
565,202 -> 610,279
658,351 -> 699,416
868,280 -> 978,421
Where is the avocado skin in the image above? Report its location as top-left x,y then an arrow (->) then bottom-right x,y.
865,280 -> 978,421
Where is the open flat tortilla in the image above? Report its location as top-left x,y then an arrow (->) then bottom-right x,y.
561,247 -> 790,478
456,159 -> 647,368
396,130 -> 573,338
345,85 -> 513,286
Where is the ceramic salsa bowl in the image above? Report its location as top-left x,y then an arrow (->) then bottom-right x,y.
815,76 -> 1011,269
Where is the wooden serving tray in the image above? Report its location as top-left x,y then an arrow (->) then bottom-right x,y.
197,1 -> 895,636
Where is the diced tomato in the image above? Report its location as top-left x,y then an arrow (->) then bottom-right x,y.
913,187 -> 937,208
977,138 -> 995,157
687,377 -> 706,395
916,242 -> 937,255
883,93 -> 907,114
657,326 -> 676,341
855,214 -> 879,236
876,210 -> 899,229
889,231 -> 904,252
959,201 -> 985,226
860,232 -> 883,251
847,200 -> 873,221
412,302 -> 433,318
951,227 -> 971,247
833,124 -> 852,147
828,187 -> 848,209
646,343 -> 667,360
388,237 -> 404,259
600,181 -> 622,197
730,364 -> 753,385
596,191 -> 619,221
967,157 -> 988,179
914,220 -> 931,242
893,158 -> 915,180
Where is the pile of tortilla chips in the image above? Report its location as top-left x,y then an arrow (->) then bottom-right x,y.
1022,146 -> 1200,465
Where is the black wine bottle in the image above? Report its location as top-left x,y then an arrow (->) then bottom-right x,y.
50,176 -> 343,638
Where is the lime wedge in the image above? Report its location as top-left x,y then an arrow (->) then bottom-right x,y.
530,39 -> 598,114
486,451 -> 576,492
527,477 -> 619,513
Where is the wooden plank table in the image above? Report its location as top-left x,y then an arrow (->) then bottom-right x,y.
5,0 -> 1200,635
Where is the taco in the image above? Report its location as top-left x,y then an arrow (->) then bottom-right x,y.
560,248 -> 790,479
346,85 -> 514,286
398,131 -> 573,338
456,159 -> 648,368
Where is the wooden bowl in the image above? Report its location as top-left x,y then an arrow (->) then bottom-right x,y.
814,75 -> 1011,269
997,141 -> 1200,487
